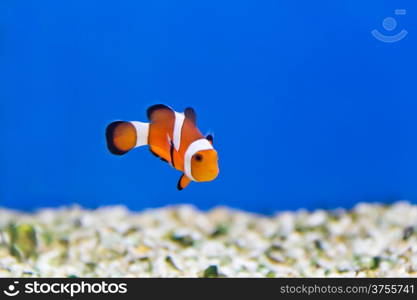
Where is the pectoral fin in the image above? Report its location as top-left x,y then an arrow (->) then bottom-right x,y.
177,174 -> 191,190
169,139 -> 175,167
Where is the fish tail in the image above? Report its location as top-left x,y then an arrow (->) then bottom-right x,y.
106,121 -> 149,155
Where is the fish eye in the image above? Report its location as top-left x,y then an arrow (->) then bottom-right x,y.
194,154 -> 203,162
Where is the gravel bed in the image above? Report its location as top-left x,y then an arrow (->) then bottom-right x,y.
0,202 -> 416,277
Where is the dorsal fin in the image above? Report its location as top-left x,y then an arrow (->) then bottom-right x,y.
147,104 -> 172,122
206,134 -> 214,145
184,107 -> 197,125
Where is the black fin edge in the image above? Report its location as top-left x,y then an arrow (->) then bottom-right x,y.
149,148 -> 168,163
177,175 -> 184,191
206,134 -> 214,144
105,121 -> 129,155
170,141 -> 175,168
184,107 -> 197,124
147,104 -> 171,121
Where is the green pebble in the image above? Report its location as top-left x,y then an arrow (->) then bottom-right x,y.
203,265 -> 219,278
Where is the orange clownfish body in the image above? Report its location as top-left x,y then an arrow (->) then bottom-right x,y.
105,104 -> 219,190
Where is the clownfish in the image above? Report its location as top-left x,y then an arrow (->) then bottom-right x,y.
105,104 -> 219,190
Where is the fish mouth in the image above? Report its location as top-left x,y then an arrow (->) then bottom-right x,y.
194,167 -> 219,182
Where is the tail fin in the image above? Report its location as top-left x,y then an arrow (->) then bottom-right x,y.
105,121 -> 149,155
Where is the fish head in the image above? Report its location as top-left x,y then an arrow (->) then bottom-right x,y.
191,149 -> 219,182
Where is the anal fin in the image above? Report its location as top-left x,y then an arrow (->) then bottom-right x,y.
149,148 -> 169,163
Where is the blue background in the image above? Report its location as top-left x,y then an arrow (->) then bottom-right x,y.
0,0 -> 416,213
